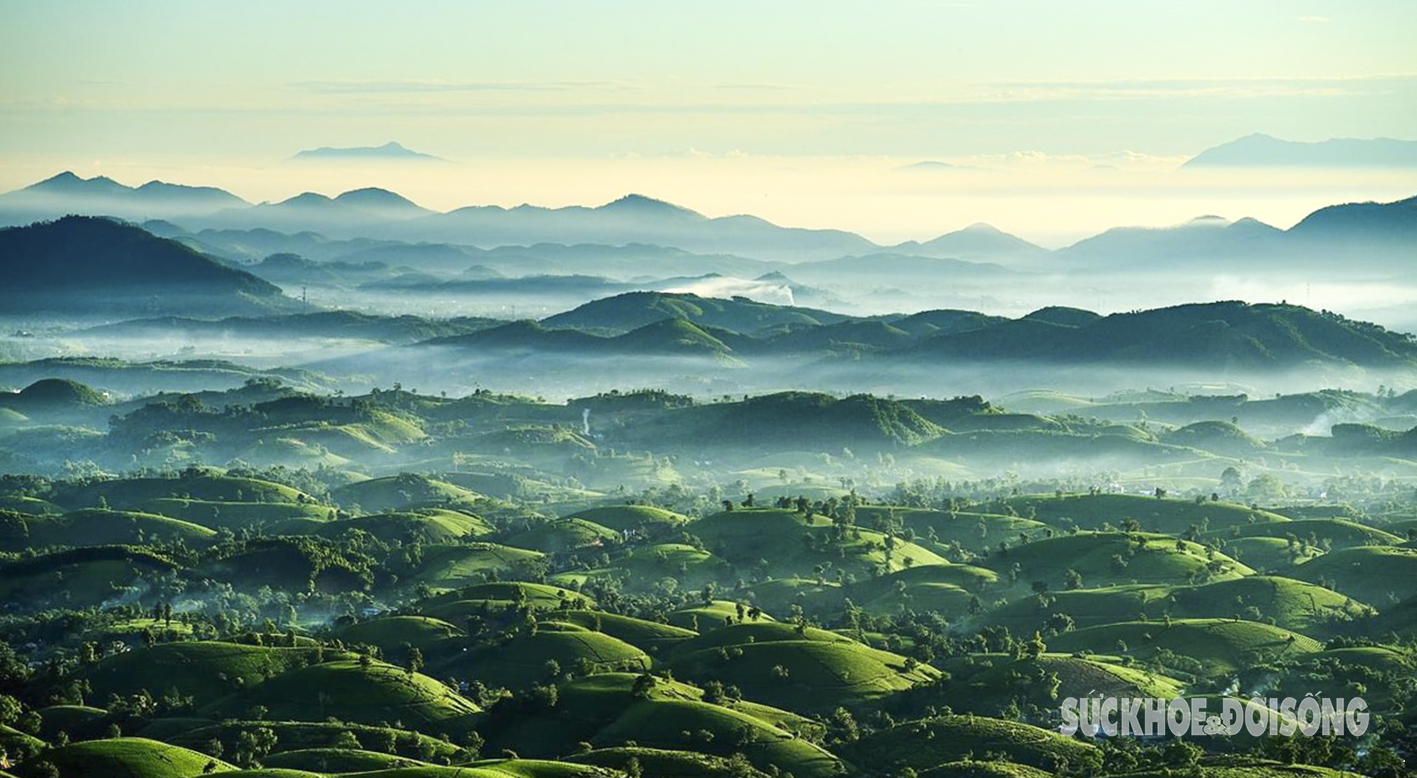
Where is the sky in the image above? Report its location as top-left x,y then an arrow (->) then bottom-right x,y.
1,0 -> 1415,244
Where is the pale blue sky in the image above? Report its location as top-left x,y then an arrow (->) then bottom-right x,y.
1,1 -> 1414,241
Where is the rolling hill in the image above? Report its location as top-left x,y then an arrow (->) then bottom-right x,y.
0,216 -> 305,317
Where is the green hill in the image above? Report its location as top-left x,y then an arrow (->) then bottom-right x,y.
668,624 -> 939,712
551,610 -> 698,654
854,507 -> 1049,555
1289,545 -> 1417,605
591,698 -> 843,778
1244,645 -> 1417,710
928,653 -> 1185,717
903,300 -> 1417,369
670,622 -> 853,655
0,216 -> 303,317
84,642 -> 344,705
986,575 -> 1364,636
629,392 -> 948,452
0,508 -> 215,551
310,509 -> 494,544
403,543 -> 547,589
196,537 -> 373,593
330,474 -> 484,513
0,545 -> 178,612
1206,518 -> 1405,550
568,746 -> 773,778
540,291 -> 855,336
1047,618 -> 1323,678
258,748 -> 433,772
667,599 -> 776,631
478,672 -> 839,778
59,473 -> 316,511
842,715 -> 1101,774
605,542 -> 735,593
37,705 -> 108,741
135,498 -> 336,530
437,627 -> 651,691
503,517 -> 619,553
39,737 -> 235,777
979,531 -> 1252,591
609,317 -> 740,359
157,720 -> 461,764
1220,536 -> 1323,572
200,659 -> 480,732
1000,493 -> 1290,534
428,581 -> 594,610
689,507 -> 948,580
560,504 -> 691,532
1108,755 -> 1367,777
331,615 -> 465,657
1162,420 -> 1267,454
0,377 -> 107,410
920,761 -> 1054,778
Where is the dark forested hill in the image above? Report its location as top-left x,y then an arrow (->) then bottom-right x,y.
0,216 -> 306,317
903,301 -> 1417,368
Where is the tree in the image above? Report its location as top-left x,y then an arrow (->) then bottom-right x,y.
1163,737 -> 1202,768
630,673 -> 656,699
0,694 -> 20,726
1063,568 -> 1084,590
1024,631 -> 1047,660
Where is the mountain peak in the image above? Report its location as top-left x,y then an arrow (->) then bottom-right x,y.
1186,133 -> 1417,168
599,194 -> 704,219
960,222 -> 1005,234
274,192 -> 337,208
292,142 -> 442,161
335,187 -> 420,207
27,171 -> 129,195
39,170 -> 83,185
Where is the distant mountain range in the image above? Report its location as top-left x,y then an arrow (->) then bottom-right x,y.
0,216 -> 307,318
291,141 -> 442,161
0,171 -> 1414,273
0,172 -> 249,224
898,300 -> 1417,368
85,310 -> 502,345
414,290 -> 1417,371
1185,134 -> 1417,168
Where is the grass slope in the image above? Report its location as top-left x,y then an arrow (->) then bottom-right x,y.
40,737 -> 235,777
1047,618 -> 1323,678
843,715 -> 1100,774
200,659 -> 480,732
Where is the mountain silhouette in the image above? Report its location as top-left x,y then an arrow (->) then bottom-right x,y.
1185,133 -> 1417,168
0,216 -> 304,317
292,141 -> 442,161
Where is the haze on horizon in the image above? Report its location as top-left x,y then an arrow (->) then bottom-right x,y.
1,0 -> 1416,244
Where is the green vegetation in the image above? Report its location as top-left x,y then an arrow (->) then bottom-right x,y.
843,715 -> 1101,774
2,361 -> 1415,778
39,737 -> 235,776
202,659 -> 481,731
1047,618 -> 1323,677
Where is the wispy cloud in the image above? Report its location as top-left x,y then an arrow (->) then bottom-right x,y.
977,73 -> 1415,102
290,79 -> 635,94
713,82 -> 803,92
